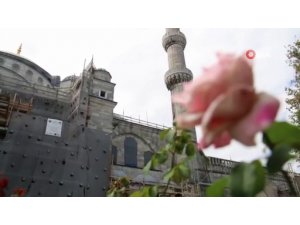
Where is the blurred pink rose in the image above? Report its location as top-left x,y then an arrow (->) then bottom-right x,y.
173,53 -> 280,149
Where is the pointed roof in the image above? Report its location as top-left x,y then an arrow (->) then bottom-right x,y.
85,57 -> 96,72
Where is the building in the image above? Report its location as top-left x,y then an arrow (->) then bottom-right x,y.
0,29 -> 299,197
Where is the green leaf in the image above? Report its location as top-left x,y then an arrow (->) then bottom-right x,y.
130,187 -> 150,197
143,160 -> 152,173
185,143 -> 196,157
230,161 -> 265,197
120,177 -> 130,187
130,190 -> 145,197
171,168 -> 183,184
106,189 -> 116,197
156,150 -> 169,164
163,168 -> 175,182
179,130 -> 192,143
174,141 -> 184,154
164,143 -> 173,152
149,186 -> 158,197
178,163 -> 190,179
159,128 -> 176,142
160,129 -> 170,140
206,176 -> 230,197
263,122 -> 300,150
165,128 -> 176,143
145,150 -> 169,171
165,164 -> 190,184
267,145 -> 295,173
130,186 -> 158,197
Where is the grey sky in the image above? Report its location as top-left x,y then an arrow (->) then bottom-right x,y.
0,28 -> 299,169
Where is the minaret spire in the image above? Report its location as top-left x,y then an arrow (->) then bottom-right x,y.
17,43 -> 22,55
162,28 -> 193,120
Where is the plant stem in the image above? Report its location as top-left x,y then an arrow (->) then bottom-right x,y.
163,180 -> 171,196
162,152 -> 176,196
281,170 -> 297,196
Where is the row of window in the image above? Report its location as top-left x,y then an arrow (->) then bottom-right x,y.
111,137 -> 153,168
0,59 -> 44,84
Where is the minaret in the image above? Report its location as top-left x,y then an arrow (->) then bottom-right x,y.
162,28 -> 193,120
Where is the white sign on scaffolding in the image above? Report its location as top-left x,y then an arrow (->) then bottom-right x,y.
45,118 -> 62,137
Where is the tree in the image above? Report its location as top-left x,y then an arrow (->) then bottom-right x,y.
286,39 -> 300,126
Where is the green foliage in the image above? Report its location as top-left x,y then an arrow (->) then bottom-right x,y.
285,39 -> 300,126
130,186 -> 158,197
143,149 -> 169,173
143,127 -> 196,194
108,126 -> 196,197
267,145 -> 295,174
206,176 -> 230,197
230,161 -> 265,197
185,142 -> 196,157
163,162 -> 191,184
263,122 -> 300,150
107,177 -> 130,197
109,122 -> 300,197
207,161 -> 265,197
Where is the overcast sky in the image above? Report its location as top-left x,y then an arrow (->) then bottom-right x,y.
0,28 -> 299,170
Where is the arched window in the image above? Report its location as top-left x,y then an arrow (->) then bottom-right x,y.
112,145 -> 118,165
37,77 -> 43,84
12,63 -> 20,71
144,151 -> 153,166
26,70 -> 33,81
26,70 -> 33,76
124,137 -> 137,167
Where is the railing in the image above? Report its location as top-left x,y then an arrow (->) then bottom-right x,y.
113,113 -> 170,130
208,156 -> 237,168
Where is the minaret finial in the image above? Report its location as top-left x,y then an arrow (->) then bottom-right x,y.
17,43 -> 22,55
162,28 -> 193,119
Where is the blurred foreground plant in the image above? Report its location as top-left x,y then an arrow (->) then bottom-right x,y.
108,126 -> 197,197
207,122 -> 300,196
108,52 -> 300,197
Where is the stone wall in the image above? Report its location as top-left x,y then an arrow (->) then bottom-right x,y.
111,116 -> 169,171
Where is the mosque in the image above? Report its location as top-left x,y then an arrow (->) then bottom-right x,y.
0,29 -> 298,196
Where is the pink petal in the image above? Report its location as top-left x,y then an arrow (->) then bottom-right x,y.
230,92 -> 280,146
199,86 -> 255,149
200,120 -> 233,148
172,80 -> 226,113
213,131 -> 232,148
176,112 -> 203,129
201,86 -> 255,130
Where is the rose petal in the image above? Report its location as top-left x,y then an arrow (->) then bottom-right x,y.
200,120 -> 232,148
201,85 -> 255,126
176,112 -> 203,129
172,53 -> 254,114
172,80 -> 225,113
230,92 -> 280,146
213,131 -> 232,148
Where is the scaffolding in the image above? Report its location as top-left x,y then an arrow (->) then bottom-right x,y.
0,93 -> 33,138
287,162 -> 300,196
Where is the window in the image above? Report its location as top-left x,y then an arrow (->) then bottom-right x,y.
124,137 -> 137,167
99,90 -> 106,98
112,145 -> 118,165
26,70 -> 33,81
26,70 -> 33,76
12,63 -> 20,71
37,77 -> 43,84
144,151 -> 153,166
